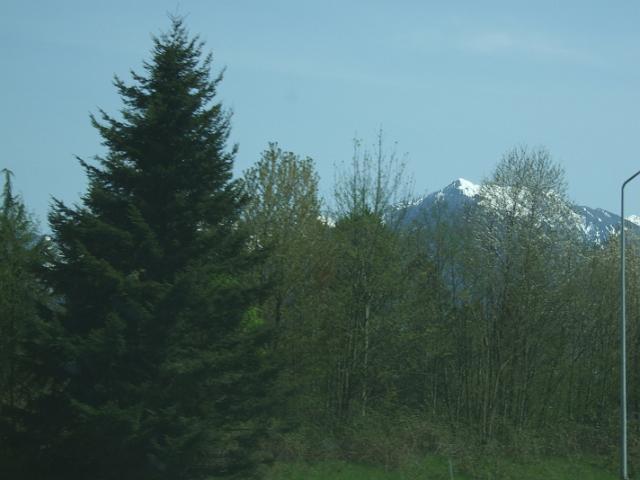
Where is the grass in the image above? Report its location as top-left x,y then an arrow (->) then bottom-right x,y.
266,458 -> 460,480
265,455 -> 620,480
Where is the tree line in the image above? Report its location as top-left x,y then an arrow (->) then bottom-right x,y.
2,18 -> 639,479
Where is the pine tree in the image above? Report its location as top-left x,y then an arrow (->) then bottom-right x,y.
0,170 -> 51,475
41,18 -> 271,480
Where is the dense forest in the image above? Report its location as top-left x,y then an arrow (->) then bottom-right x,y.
1,19 -> 639,480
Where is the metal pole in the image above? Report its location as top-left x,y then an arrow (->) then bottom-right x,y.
620,169 -> 640,480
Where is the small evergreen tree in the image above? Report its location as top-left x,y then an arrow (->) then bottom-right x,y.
41,18 -> 271,480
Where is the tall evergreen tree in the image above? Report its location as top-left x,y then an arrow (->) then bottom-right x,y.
0,170 -> 51,475
41,18 -> 271,480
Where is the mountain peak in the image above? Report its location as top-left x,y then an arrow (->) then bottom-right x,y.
446,178 -> 480,198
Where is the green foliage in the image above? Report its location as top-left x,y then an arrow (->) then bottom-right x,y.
0,170 -> 53,475
241,142 -> 323,329
240,143 -> 327,432
253,142 -> 635,472
30,18 -> 272,480
266,456 -> 618,480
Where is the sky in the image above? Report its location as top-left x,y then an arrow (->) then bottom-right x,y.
2,0 -> 640,227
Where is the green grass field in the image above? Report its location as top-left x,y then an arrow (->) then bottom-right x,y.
266,456 -> 620,480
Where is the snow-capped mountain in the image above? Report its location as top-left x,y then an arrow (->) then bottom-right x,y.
403,178 -> 638,244
402,178 -> 479,226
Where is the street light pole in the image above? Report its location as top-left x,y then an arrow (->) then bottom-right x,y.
620,170 -> 640,480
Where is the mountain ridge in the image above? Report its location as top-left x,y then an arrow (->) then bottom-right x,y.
404,178 -> 637,244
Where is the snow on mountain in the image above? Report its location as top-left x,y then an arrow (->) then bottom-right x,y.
569,205 -> 621,243
403,178 -> 637,244
456,178 -> 481,198
627,215 -> 640,227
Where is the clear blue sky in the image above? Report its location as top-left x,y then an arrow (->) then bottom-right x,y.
2,0 -> 640,226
